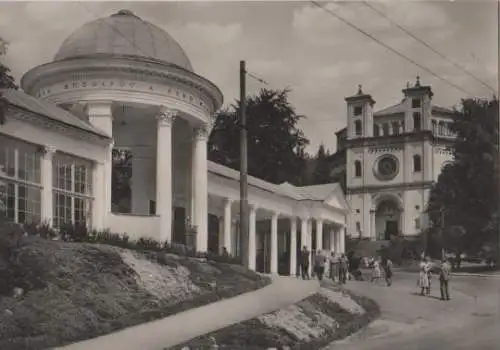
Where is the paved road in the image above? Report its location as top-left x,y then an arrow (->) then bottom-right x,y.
325,272 -> 500,350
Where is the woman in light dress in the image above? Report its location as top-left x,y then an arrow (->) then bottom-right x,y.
418,256 -> 432,296
370,258 -> 382,283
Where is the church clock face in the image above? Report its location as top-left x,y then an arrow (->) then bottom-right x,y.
374,155 -> 399,181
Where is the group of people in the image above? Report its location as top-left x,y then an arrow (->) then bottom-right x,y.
418,256 -> 452,301
297,246 -> 453,302
298,246 -> 349,283
369,257 -> 393,286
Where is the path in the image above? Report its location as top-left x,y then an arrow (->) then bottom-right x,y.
324,272 -> 500,349
57,275 -> 319,350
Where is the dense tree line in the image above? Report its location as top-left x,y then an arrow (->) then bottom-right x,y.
426,98 -> 499,258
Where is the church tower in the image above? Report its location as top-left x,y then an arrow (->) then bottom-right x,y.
345,85 -> 376,139
402,76 -> 434,133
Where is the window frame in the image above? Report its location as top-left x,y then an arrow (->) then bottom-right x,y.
353,106 -> 363,116
52,153 -> 94,228
354,160 -> 362,177
354,120 -> 362,136
413,154 -> 422,172
411,98 -> 421,109
413,112 -> 421,131
0,136 -> 42,224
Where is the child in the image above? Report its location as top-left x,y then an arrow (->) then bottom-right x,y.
371,259 -> 381,283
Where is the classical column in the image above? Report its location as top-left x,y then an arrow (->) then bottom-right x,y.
248,205 -> 257,270
156,108 -> 176,243
270,212 -> 279,274
289,217 -> 297,276
217,216 -> 224,255
223,198 -> 233,255
87,101 -> 113,221
300,218 -> 308,252
339,225 -> 346,254
193,124 -> 210,252
41,145 -> 55,226
329,227 -> 336,252
315,219 -> 323,251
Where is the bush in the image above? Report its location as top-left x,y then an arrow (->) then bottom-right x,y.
0,221 -> 245,268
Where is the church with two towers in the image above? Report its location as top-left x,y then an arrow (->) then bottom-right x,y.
329,77 -> 457,241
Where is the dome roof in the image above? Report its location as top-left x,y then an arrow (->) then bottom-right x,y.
54,10 -> 193,71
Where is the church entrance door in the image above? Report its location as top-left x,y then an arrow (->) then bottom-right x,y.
385,220 -> 398,240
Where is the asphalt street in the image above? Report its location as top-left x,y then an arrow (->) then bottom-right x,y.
324,271 -> 500,350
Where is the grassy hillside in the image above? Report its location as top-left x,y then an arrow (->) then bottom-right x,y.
0,236 -> 269,350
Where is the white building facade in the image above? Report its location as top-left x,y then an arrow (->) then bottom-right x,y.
0,10 -> 348,275
331,79 -> 456,241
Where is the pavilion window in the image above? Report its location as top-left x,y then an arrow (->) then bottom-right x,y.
354,160 -> 362,177
354,120 -> 362,136
431,120 -> 437,134
0,135 -> 42,224
52,153 -> 93,228
373,124 -> 380,137
413,154 -> 422,172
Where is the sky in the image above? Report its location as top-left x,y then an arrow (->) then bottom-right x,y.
0,1 -> 497,154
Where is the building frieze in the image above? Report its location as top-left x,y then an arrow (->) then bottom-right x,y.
368,146 -> 403,153
22,58 -> 223,114
345,131 -> 434,149
346,180 -> 434,194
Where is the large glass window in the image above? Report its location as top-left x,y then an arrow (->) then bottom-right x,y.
0,135 -> 42,224
52,153 -> 93,228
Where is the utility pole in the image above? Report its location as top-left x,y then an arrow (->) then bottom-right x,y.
239,60 -> 249,267
440,207 -> 445,261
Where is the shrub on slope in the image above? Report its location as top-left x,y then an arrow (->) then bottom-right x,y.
0,237 -> 269,350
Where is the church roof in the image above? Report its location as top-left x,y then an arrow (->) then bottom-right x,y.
1,89 -> 110,138
207,161 -> 342,203
374,101 -> 456,117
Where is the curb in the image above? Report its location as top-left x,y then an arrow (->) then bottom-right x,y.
451,272 -> 500,278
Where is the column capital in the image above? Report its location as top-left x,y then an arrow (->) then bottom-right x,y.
157,107 -> 178,127
223,197 -> 233,206
271,211 -> 280,220
249,203 -> 258,212
193,123 -> 211,141
41,145 -> 56,155
316,218 -> 324,224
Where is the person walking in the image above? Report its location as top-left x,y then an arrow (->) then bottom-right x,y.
314,250 -> 327,281
439,258 -> 452,301
384,258 -> 393,286
418,256 -> 432,296
299,246 -> 310,280
338,253 -> 348,284
371,258 -> 382,283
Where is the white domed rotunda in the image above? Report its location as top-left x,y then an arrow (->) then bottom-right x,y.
1,10 -> 348,275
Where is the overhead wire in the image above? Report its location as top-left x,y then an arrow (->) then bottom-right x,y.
360,1 -> 496,94
310,1 -> 476,97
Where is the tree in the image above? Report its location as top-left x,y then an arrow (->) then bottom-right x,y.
426,98 -> 499,254
0,37 -> 18,125
208,88 -> 310,185
311,143 -> 333,184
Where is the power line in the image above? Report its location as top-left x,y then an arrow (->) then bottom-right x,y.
310,1 -> 476,97
361,1 -> 496,94
246,71 -> 269,86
